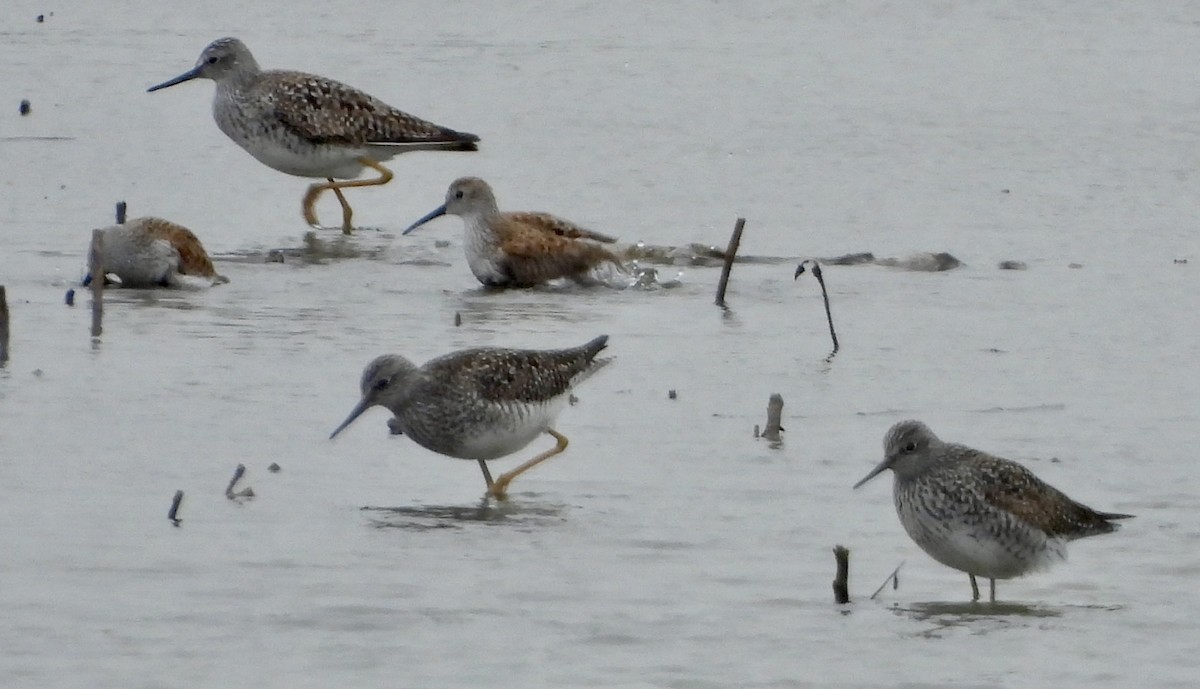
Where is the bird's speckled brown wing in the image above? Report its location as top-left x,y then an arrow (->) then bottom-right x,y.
964,453 -> 1130,540
261,70 -> 479,147
429,337 -> 610,405
493,216 -> 621,286
140,217 -> 218,278
505,211 -> 618,243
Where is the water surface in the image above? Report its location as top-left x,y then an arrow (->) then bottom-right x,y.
1,2 -> 1198,687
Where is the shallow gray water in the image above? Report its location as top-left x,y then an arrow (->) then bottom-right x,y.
2,2 -> 1198,687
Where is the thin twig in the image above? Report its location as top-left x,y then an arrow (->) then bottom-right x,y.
833,546 -> 850,604
794,260 -> 839,355
869,560 -> 905,600
714,218 -> 746,307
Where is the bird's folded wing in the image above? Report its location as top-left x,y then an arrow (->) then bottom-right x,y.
264,70 -> 470,145
505,211 -> 618,243
976,457 -> 1114,537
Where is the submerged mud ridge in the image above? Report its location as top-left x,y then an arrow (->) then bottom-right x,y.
618,244 -> 965,272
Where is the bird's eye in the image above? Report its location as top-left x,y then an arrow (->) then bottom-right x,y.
206,56 -> 219,65
903,442 -> 916,452
372,377 -> 390,391
454,190 -> 464,199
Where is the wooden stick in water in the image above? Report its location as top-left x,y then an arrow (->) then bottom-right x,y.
224,464 -> 255,499
88,230 -> 104,338
225,464 -> 245,497
0,286 -> 10,365
168,490 -> 184,526
714,217 -> 746,307
760,393 -> 783,442
833,545 -> 850,604
794,260 -> 839,354
115,201 -> 127,224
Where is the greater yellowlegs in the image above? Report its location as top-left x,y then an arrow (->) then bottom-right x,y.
83,217 -> 227,288
147,37 -> 479,234
403,177 -> 623,287
853,420 -> 1132,602
330,335 -> 612,499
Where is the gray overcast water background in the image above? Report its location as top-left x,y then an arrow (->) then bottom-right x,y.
1,2 -> 1197,687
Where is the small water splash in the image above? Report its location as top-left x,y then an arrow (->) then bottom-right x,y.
626,261 -> 684,290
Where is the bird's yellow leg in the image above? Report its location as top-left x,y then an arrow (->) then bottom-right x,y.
329,183 -> 353,234
301,159 -> 395,235
487,429 -> 569,500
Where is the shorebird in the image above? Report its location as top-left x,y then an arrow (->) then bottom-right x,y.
330,335 -> 612,500
83,217 -> 227,288
853,420 -> 1132,602
402,177 -> 624,288
147,37 -> 479,235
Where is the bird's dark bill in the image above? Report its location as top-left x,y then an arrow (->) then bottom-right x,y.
402,204 -> 448,235
147,67 -> 203,93
853,458 -> 891,489
330,398 -> 372,439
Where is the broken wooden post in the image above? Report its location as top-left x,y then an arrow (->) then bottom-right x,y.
88,229 -> 104,338
760,393 -> 783,442
833,545 -> 850,604
714,217 -> 745,307
115,201 -> 127,224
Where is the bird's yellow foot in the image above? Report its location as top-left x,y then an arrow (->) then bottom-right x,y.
486,478 -> 512,501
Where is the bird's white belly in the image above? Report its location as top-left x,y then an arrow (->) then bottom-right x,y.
900,511 -> 1064,579
454,398 -> 566,460
240,138 -> 370,179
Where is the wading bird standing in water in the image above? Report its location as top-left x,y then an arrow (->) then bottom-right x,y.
148,37 -> 479,234
330,336 -> 612,500
403,177 -> 624,288
854,420 -> 1132,602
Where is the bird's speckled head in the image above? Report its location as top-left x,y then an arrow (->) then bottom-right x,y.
853,420 -> 943,488
148,37 -> 259,92
402,177 -> 500,235
329,355 -> 419,439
